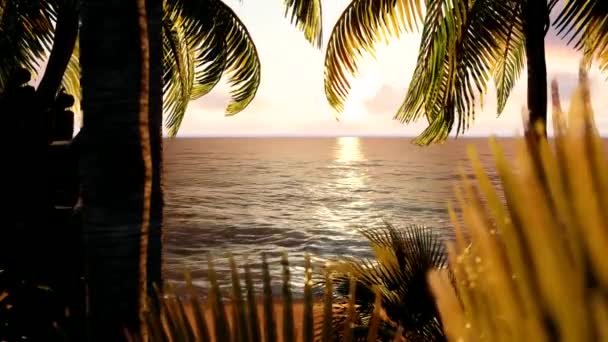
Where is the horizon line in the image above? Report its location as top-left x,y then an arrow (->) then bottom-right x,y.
165,134 -> 526,139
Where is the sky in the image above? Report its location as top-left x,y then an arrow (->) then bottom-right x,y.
176,0 -> 608,138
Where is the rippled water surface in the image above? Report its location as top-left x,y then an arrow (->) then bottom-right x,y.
163,137 -> 516,294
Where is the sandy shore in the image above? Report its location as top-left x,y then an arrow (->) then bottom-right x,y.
184,300 -> 316,342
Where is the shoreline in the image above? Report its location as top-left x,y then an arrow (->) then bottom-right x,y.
182,299 -> 316,342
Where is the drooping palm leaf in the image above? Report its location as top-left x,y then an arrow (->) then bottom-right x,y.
555,0 -> 608,71
492,1 -> 525,114
215,0 -> 261,116
162,0 -> 260,134
397,0 -> 522,145
283,0 -> 323,48
324,0 -> 425,112
0,0 -> 56,92
162,13 -> 195,137
61,38 -> 80,113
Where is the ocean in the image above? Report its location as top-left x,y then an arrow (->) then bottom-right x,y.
163,137 -> 516,294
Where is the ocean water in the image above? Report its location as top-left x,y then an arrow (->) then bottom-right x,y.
163,137 -> 516,294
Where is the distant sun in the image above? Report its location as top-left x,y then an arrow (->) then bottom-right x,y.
342,72 -> 383,121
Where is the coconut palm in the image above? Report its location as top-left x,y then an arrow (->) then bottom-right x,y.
324,0 -> 608,144
75,1 -> 322,340
0,0 -> 323,131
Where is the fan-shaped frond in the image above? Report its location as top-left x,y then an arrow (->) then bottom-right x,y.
283,0 -> 323,48
330,223 -> 447,340
555,0 -> 608,72
396,0 -> 521,145
0,0 -> 56,92
324,0 -> 425,112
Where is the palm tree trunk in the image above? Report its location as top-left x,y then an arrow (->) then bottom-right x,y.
524,0 -> 548,138
36,3 -> 79,111
79,0 -> 162,340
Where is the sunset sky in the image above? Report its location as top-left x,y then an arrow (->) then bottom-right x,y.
176,0 -> 608,137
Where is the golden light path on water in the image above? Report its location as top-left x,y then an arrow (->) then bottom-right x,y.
312,137 -> 372,238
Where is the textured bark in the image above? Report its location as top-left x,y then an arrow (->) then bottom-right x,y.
524,0 -> 548,138
79,0 -> 162,340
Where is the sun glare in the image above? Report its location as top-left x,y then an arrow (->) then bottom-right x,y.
341,71 -> 383,121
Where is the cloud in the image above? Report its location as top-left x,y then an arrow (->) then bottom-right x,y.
364,84 -> 404,115
191,86 -> 273,114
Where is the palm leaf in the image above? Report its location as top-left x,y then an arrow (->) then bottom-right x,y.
324,0 -> 425,112
283,0 -> 323,48
162,14 -> 195,137
0,0 -> 56,92
397,0 -> 520,145
214,0 -> 261,116
331,223 -> 447,340
281,253 -> 295,342
492,1 -> 525,114
555,0 -> 608,71
61,38 -> 80,114
430,68 -> 608,341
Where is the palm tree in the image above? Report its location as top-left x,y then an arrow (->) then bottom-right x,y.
75,0 -> 323,340
79,0 -> 161,340
324,0 -> 608,144
0,0 -> 323,133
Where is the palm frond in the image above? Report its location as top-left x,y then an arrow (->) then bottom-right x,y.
324,0 -> 424,112
61,38 -> 80,114
283,0 -> 323,48
430,67 -> 608,341
555,0 -> 608,71
138,254 -> 384,342
162,14 -> 195,137
397,0 -> 520,145
330,223 -> 447,340
492,1 -> 525,114
215,0 -> 261,116
0,0 -> 56,92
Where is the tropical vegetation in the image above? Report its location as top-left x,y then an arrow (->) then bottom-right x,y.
130,67 -> 608,342
3,0 -> 608,341
1,0 -> 323,340
328,223 -> 447,341
324,0 -> 608,144
0,0 -> 323,132
429,69 -> 608,340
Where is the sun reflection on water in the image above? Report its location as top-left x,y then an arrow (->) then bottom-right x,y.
309,137 -> 372,236
335,137 -> 364,163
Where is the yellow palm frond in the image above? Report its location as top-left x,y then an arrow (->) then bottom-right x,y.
492,1 -> 525,114
555,0 -> 608,71
162,0 -> 260,134
429,68 -> 608,341
162,14 -> 195,137
324,0 -> 424,113
397,0 -> 522,145
216,1 -> 261,116
283,0 -> 323,48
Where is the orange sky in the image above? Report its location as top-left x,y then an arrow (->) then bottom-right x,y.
175,0 -> 608,137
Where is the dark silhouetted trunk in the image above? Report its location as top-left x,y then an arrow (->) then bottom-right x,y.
79,0 -> 162,340
524,0 -> 548,138
36,3 -> 79,111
